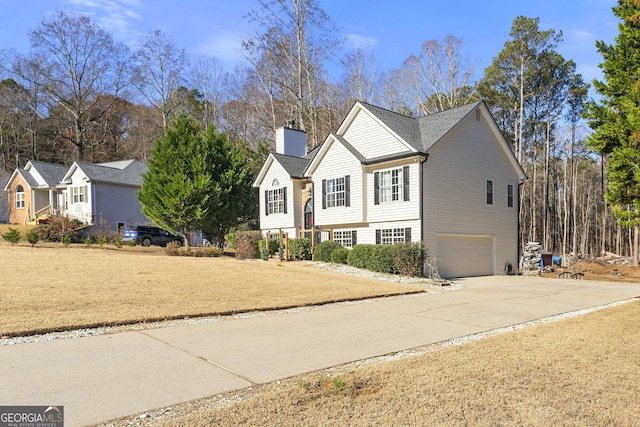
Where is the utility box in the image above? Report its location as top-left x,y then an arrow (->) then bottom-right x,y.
541,251 -> 553,267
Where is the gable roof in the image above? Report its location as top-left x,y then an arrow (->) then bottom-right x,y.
271,153 -> 309,178
3,161 -> 68,191
26,161 -> 68,187
62,160 -> 147,187
417,101 -> 481,151
256,100 -> 525,184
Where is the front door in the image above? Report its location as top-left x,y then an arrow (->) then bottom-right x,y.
304,199 -> 313,230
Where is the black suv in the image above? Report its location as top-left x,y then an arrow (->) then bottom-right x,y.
121,225 -> 184,247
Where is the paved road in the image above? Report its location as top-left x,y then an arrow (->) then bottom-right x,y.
1,276 -> 639,426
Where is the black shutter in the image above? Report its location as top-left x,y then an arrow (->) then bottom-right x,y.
345,175 -> 350,207
283,187 -> 288,214
352,230 -> 357,246
403,166 -> 410,201
376,229 -> 381,245
322,179 -> 327,209
265,190 -> 269,216
374,172 -> 380,205
405,227 -> 411,242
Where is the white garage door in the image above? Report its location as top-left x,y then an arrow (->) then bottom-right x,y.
436,234 -> 494,278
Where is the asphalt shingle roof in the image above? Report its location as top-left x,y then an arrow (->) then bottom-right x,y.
28,161 -> 68,187
416,101 -> 481,151
269,100 -> 484,178
271,153 -> 310,178
74,160 -> 147,186
16,168 -> 39,188
360,101 -> 482,153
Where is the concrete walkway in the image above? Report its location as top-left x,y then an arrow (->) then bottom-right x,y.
1,276 -> 639,426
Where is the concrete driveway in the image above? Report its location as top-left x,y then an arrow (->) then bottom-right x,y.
1,276 -> 638,426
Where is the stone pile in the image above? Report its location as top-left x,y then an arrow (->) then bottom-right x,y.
521,242 -> 542,276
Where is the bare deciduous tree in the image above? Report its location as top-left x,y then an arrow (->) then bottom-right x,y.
20,11 -> 131,161
133,29 -> 187,128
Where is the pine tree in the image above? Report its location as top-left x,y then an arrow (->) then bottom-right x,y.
138,113 -> 211,245
584,0 -> 640,263
200,126 -> 259,247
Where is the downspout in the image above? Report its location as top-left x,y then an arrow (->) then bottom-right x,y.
518,181 -> 525,274
91,182 -> 97,226
419,154 -> 429,244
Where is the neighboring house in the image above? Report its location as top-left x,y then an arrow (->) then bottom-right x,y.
3,159 -> 149,233
3,160 -> 68,226
253,101 -> 527,278
0,169 -> 10,223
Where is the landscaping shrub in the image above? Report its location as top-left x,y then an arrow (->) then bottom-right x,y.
96,235 -> 107,247
165,244 -> 222,257
314,241 -> 343,262
36,215 -> 82,242
224,224 -> 251,250
259,238 -> 280,260
26,228 -> 40,247
2,228 -> 21,245
165,241 -> 180,256
288,238 -> 311,260
369,245 -> 397,274
235,230 -> 262,259
347,244 -> 376,269
331,248 -> 349,264
393,241 -> 426,277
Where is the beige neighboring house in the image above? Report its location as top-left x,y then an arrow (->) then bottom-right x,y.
253,101 -> 527,278
4,159 -> 149,233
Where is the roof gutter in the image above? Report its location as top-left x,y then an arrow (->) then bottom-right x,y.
361,151 -> 428,166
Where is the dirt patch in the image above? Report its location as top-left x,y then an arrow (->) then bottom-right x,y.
101,300 -> 640,427
543,260 -> 640,283
0,243 -> 423,337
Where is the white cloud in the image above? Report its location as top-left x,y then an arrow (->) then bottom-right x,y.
63,0 -> 143,45
345,33 -> 378,50
193,32 -> 246,68
572,28 -> 594,41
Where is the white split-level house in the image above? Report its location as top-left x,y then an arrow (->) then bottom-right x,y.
253,101 -> 527,278
3,159 -> 149,233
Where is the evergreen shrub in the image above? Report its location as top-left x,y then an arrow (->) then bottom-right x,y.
288,238 -> 311,260
331,248 -> 349,264
314,241 -> 343,262
347,244 -> 376,269
2,228 -> 21,245
369,245 -> 397,274
26,228 -> 40,247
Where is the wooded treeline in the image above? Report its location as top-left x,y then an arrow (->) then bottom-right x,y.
0,0 -> 635,260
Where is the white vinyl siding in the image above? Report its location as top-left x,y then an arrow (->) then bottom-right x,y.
368,162 -> 419,223
341,109 -> 410,159
258,161 -> 299,232
423,108 -> 520,276
313,140 -> 362,226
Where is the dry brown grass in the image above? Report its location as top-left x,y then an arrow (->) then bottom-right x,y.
541,258 -> 640,283
133,300 -> 640,427
0,242 -> 420,337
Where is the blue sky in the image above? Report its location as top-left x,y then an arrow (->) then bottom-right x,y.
0,0 -> 620,89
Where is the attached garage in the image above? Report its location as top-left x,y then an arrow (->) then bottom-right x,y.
436,234 -> 495,278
